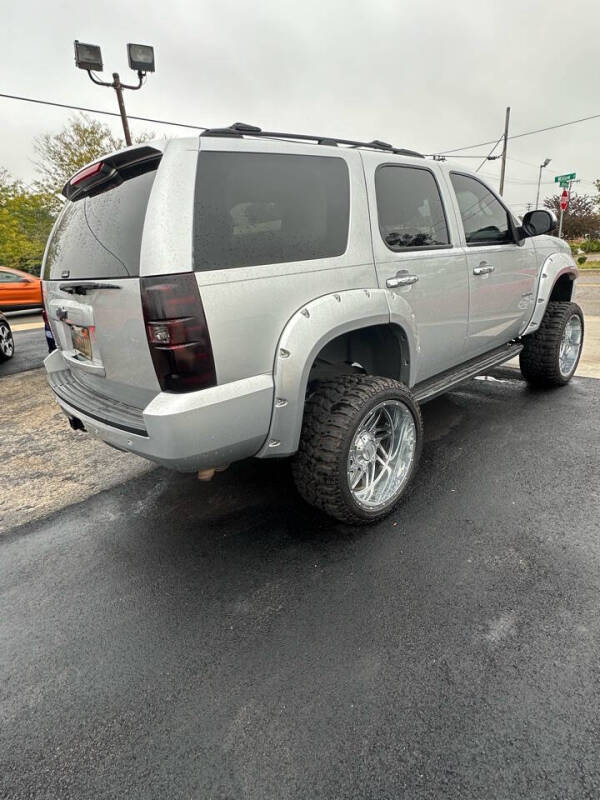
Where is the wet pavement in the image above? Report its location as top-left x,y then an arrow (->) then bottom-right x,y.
1,325 -> 47,377
2,370 -> 599,799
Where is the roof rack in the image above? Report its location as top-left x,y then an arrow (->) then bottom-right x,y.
201,122 -> 424,159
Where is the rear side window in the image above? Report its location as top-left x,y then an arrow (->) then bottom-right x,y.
193,152 -> 350,271
43,169 -> 157,280
375,165 -> 450,250
449,172 -> 512,245
0,271 -> 24,283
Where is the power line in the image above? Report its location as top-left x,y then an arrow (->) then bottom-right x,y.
3,90 -> 599,188
505,158 -> 597,185
475,134 -> 503,172
507,156 -> 542,169
0,91 -> 207,131
436,111 -> 600,154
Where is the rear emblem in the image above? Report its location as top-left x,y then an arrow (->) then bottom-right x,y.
61,270 -> 70,279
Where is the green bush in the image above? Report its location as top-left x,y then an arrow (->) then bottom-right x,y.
577,255 -> 588,265
581,239 -> 600,253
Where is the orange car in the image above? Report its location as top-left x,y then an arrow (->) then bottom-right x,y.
0,266 -> 43,311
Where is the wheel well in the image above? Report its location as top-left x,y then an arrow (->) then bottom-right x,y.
307,324 -> 409,387
550,273 -> 574,302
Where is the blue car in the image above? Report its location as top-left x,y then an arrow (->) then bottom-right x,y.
42,307 -> 56,353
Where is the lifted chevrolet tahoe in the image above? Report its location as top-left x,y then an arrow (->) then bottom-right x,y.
42,123 -> 584,523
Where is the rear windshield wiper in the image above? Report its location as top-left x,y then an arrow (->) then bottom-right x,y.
58,282 -> 121,295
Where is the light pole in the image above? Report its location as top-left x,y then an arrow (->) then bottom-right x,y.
535,158 -> 551,210
73,41 -> 155,146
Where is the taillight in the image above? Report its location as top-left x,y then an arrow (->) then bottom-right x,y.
140,273 -> 217,393
70,161 -> 104,185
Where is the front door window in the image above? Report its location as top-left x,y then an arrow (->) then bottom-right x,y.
449,173 -> 512,245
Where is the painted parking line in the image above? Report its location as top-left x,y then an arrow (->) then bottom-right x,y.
11,322 -> 44,331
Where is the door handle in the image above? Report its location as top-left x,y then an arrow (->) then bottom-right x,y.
473,262 -> 495,275
386,273 -> 419,288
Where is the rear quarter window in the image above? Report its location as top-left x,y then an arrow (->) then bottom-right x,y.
43,169 -> 156,280
375,165 -> 450,250
193,151 -> 350,271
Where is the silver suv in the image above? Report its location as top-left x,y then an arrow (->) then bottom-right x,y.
42,123 -> 584,523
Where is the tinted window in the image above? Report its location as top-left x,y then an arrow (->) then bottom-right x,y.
450,173 -> 512,245
43,169 -> 157,280
193,152 -> 349,271
375,166 -> 450,250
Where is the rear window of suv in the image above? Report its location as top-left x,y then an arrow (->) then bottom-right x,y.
192,152 -> 350,271
43,168 -> 157,280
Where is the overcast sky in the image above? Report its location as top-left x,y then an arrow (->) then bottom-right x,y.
2,0 -> 598,211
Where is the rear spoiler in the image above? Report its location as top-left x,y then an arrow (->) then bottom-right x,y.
62,146 -> 162,202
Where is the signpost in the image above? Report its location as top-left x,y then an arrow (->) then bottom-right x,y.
559,189 -> 570,238
554,173 -> 576,239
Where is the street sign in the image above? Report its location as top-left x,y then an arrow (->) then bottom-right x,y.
559,180 -> 570,188
555,172 -> 576,183
560,190 -> 569,211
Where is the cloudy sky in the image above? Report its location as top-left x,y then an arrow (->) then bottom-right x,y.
2,0 -> 598,212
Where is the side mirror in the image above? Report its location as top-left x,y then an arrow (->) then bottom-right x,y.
520,209 -> 557,238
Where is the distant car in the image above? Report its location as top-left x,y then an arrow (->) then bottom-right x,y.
0,311 -> 14,361
0,266 -> 43,312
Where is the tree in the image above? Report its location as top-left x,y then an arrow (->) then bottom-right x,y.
0,170 -> 55,275
1,116 -> 154,275
33,113 -> 153,202
544,192 -> 600,239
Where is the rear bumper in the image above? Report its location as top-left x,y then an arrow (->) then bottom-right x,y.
44,350 -> 274,472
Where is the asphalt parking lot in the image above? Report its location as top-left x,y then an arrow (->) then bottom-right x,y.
1,311 -> 46,376
2,368 -> 599,799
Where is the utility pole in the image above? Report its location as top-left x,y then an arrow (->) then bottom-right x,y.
498,106 -> 511,197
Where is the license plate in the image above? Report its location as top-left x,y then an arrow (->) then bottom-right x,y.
71,325 -> 92,360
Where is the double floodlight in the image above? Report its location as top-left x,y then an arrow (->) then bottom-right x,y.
74,40 -> 155,73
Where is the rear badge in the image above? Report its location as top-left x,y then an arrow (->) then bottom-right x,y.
61,270 -> 70,279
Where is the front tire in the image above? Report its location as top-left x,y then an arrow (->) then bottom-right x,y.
292,375 -> 423,524
519,301 -> 584,387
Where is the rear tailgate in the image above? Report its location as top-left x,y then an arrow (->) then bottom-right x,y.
43,148 -> 162,411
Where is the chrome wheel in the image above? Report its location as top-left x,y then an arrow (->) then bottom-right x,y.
347,400 -> 417,511
0,323 -> 14,358
559,314 -> 582,377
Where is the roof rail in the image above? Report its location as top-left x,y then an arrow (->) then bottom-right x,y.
201,122 -> 424,158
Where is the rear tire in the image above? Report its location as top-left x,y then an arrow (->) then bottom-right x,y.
292,375 -> 423,524
519,301 -> 584,387
0,320 -> 14,362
